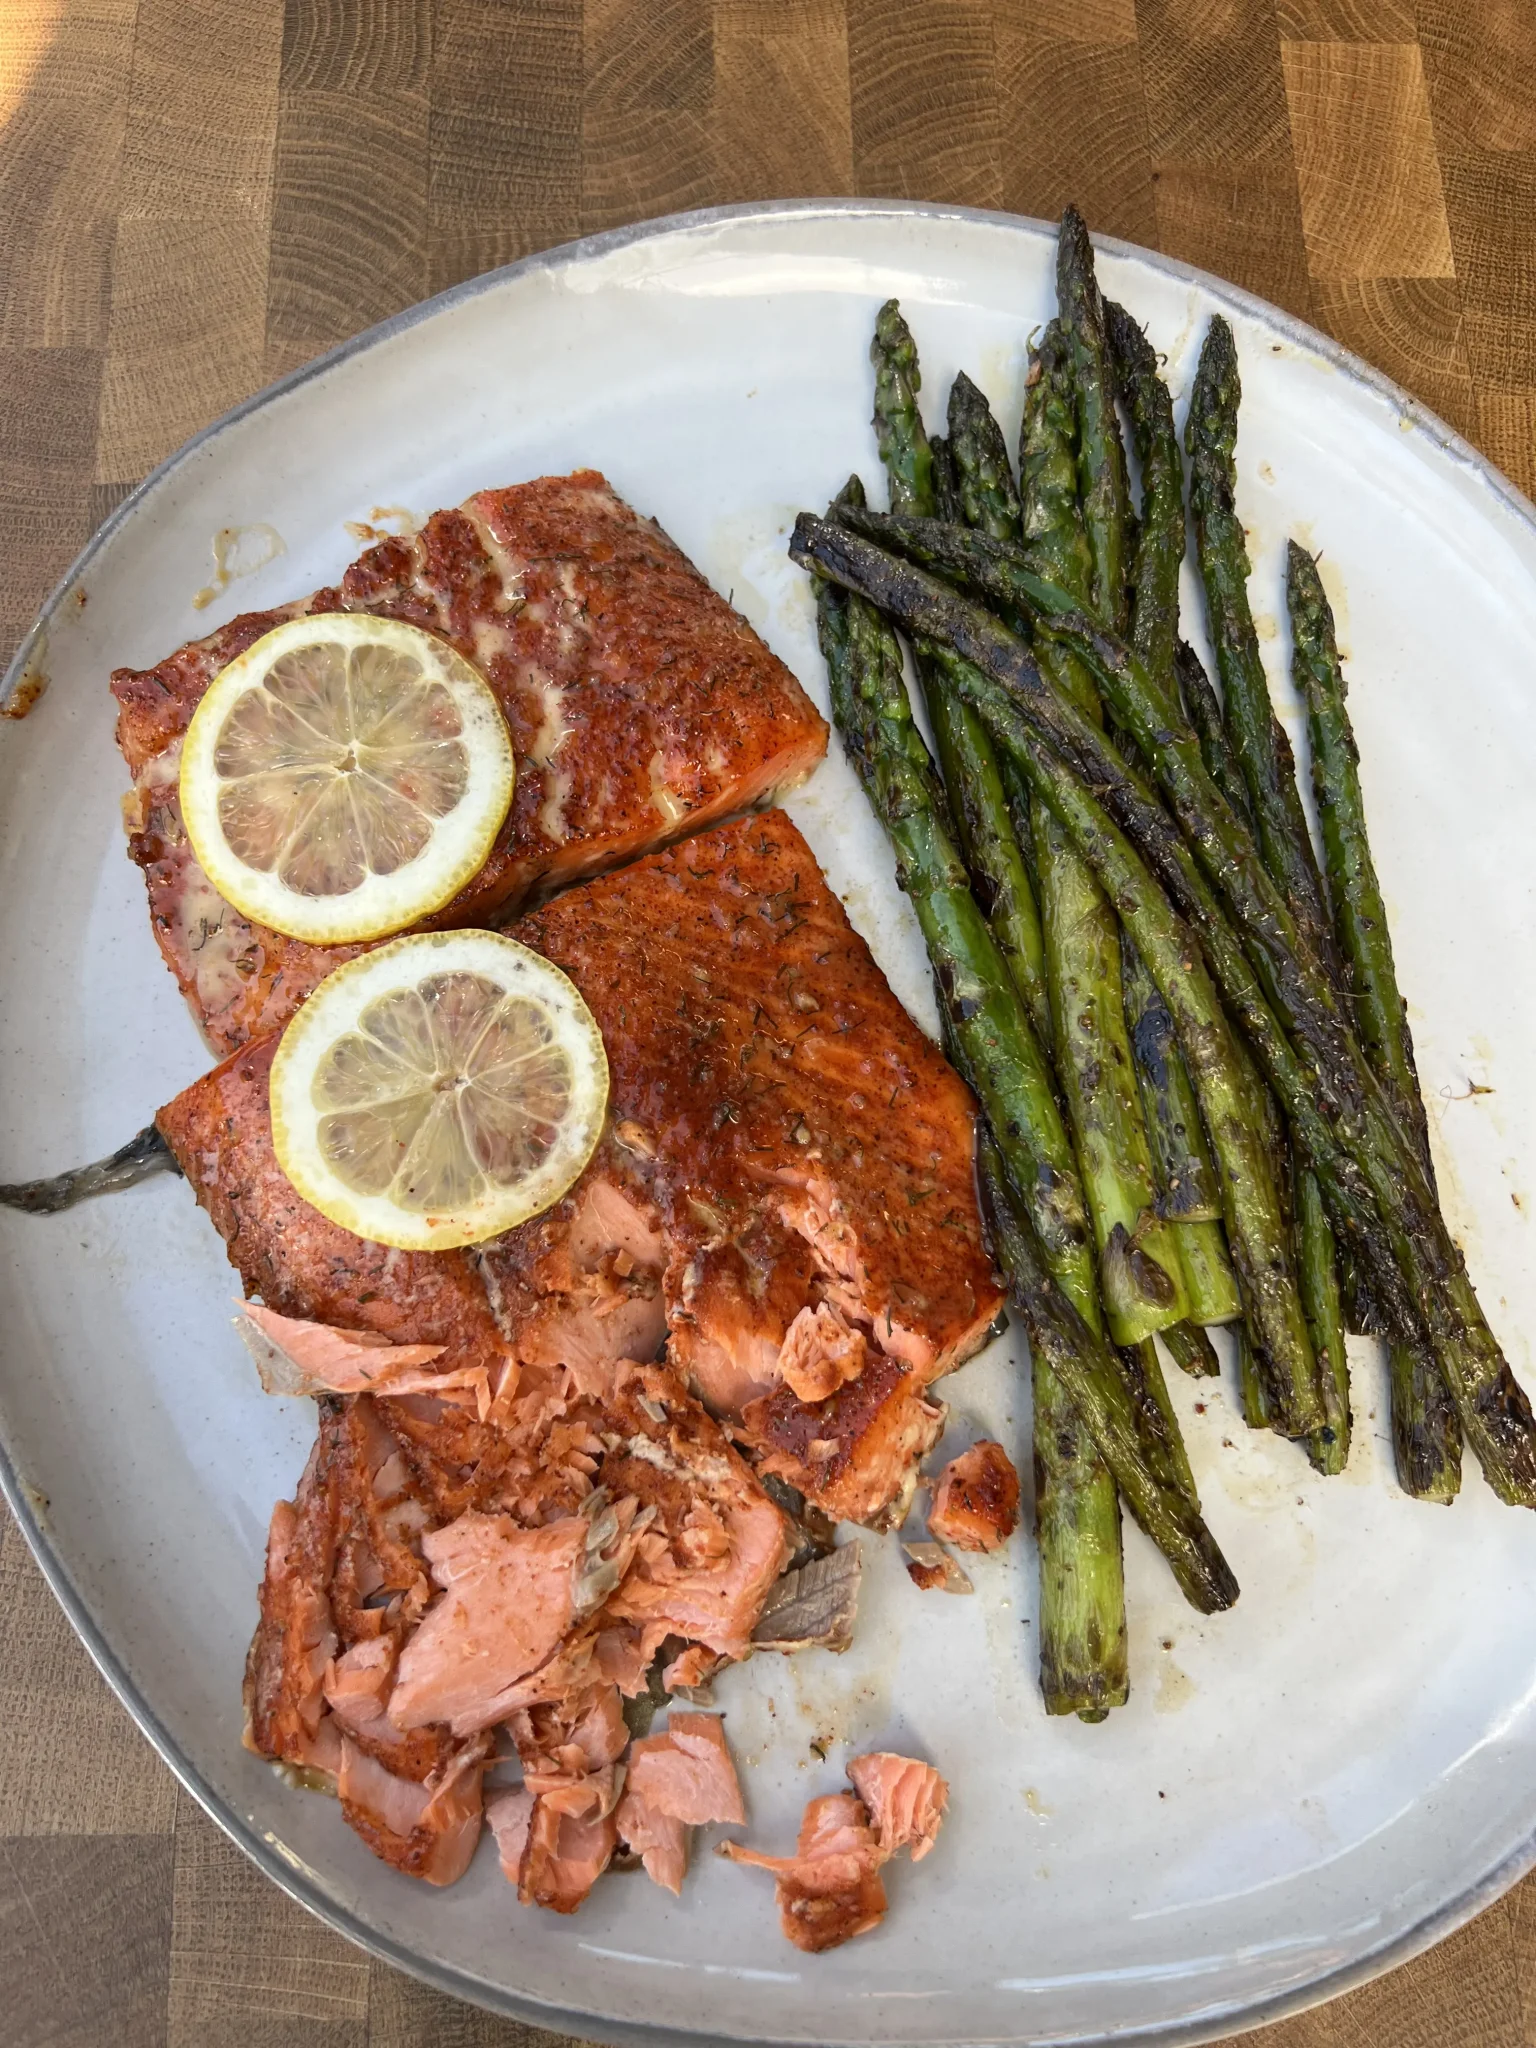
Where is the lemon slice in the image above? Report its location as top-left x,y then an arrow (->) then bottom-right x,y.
180,614 -> 514,945
270,931 -> 608,1250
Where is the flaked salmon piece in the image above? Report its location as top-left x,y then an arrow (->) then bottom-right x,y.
662,1642 -> 725,1691
614,1782 -> 691,1895
486,1785 -> 537,1885
112,470 -> 828,1054
243,1404 -> 344,1781
236,1301 -> 490,1410
389,1505 -> 615,1736
325,1397 -> 442,1663
662,1220 -> 821,1414
478,1153 -> 667,1395
324,1637 -> 398,1745
374,1362 -> 603,1529
742,1352 -> 947,1529
625,1712 -> 745,1826
157,1033 -> 514,1392
594,1362 -> 790,1664
337,1731 -> 490,1887
752,1542 -> 863,1655
778,1302 -> 869,1405
248,1397 -> 456,1791
846,1753 -> 949,1864
521,1800 -> 617,1914
509,1683 -> 628,1828
927,1440 -> 1021,1554
509,1683 -> 629,1778
721,1792 -> 888,1954
902,1541 -> 974,1595
723,1753 -> 947,1951
482,811 -> 1003,1524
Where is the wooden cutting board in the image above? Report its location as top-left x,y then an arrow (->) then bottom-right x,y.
3,3 -> 1535,2043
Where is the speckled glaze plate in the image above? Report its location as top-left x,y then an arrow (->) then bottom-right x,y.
4,202 -> 1536,2048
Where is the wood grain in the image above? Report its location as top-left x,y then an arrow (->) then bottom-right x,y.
847,0 -> 1002,208
432,0 -> 581,291
1282,40 -> 1453,278
713,0 -> 854,203
167,1799 -> 369,2048
1137,0 -> 1314,317
6,0 -> 1536,2039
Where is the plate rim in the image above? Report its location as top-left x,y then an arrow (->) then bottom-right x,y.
3,194 -> 1535,2048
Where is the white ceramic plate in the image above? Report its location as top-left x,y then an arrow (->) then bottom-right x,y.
3,202 -> 1536,2048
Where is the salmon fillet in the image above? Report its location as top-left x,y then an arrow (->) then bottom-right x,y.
113,471 -> 828,1054
845,1752 -> 948,1862
484,810 -> 1003,1524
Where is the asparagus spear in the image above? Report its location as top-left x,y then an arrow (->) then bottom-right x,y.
1163,1321 -> 1221,1379
1288,541 -> 1462,1502
1017,324 -> 1191,1345
1121,933 -> 1243,1329
948,370 -> 1023,543
929,433 -> 963,523
871,299 -> 933,516
1106,299 -> 1183,687
1121,1336 -> 1200,1509
979,1133 -> 1239,1614
1176,640 -> 1256,827
1185,318 -> 1340,981
817,507 -> 1129,1705
1057,207 -> 1133,634
1293,1158 -> 1352,1474
1176,635 -> 1321,1237
1033,1351 -> 1129,1716
1183,322 -> 1351,1472
871,305 -> 1051,1041
792,513 -> 1536,1504
1237,1327 -> 1274,1430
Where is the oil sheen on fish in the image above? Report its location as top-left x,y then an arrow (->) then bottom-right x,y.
113,472 -> 828,1054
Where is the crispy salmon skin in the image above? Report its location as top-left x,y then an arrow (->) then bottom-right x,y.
114,471 -> 827,1053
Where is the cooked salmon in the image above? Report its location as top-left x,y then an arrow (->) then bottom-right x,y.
485,809 -> 1004,1525
160,811 -> 1001,1528
626,1713 -> 745,1826
721,1791 -> 889,1954
236,1301 -> 491,1408
157,1033 -> 513,1389
243,1394 -> 497,1883
612,1710 -> 746,1896
723,1750 -> 948,1951
112,471 -> 828,1054
338,1730 -> 491,1887
927,1440 -> 1021,1554
614,1782 -> 691,1895
592,1363 -> 790,1666
387,1503 -> 640,1736
238,1352 -> 787,1893
845,1752 -> 948,1863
